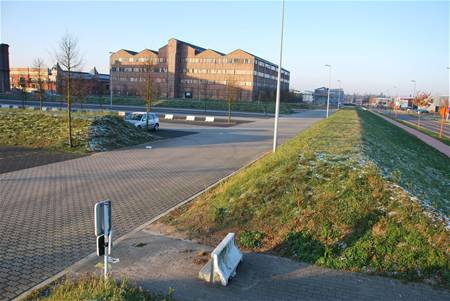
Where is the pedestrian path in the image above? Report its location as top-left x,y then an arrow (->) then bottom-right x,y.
373,111 -> 450,157
77,225 -> 449,301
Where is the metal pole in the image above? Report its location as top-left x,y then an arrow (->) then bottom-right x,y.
103,204 -> 108,279
109,52 -> 113,110
272,0 -> 285,153
337,80 -> 341,109
325,64 -> 331,118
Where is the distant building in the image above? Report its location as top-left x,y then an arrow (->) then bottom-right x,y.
10,67 -> 55,93
0,44 -> 10,93
300,90 -> 313,103
110,38 -> 290,101
10,64 -> 109,95
313,87 -> 344,105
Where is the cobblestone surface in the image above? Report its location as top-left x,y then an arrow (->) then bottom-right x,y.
0,111 -> 324,300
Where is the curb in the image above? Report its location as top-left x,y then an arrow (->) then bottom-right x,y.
13,150 -> 271,301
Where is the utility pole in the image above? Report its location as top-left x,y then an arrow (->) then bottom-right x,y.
109,51 -> 114,110
337,79 -> 341,109
411,80 -> 416,98
325,64 -> 331,118
272,0 -> 285,152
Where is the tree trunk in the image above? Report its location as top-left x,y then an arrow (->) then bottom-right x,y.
67,76 -> 73,147
228,99 -> 231,124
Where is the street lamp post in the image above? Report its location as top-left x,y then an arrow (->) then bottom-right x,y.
272,0 -> 285,153
109,51 -> 114,110
411,80 -> 416,98
325,64 -> 331,118
337,79 -> 341,109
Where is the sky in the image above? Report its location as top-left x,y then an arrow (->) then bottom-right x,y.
1,0 -> 449,96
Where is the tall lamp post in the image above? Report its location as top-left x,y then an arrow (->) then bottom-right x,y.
325,64 -> 332,118
337,79 -> 341,109
272,0 -> 285,153
411,80 -> 416,98
109,51 -> 114,110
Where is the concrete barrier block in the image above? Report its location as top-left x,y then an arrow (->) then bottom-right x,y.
165,114 -> 174,120
118,111 -> 126,117
205,116 -> 215,122
198,233 -> 242,286
186,115 -> 196,121
1,104 -> 10,109
42,107 -> 48,111
26,106 -> 35,110
51,107 -> 59,111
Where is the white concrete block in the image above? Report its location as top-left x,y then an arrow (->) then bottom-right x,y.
51,107 -> 59,111
12,105 -> 19,109
205,116 -> 215,122
186,115 -> 196,121
27,106 -> 35,110
42,107 -> 48,111
118,111 -> 126,117
165,114 -> 174,120
198,233 -> 242,286
1,104 -> 10,109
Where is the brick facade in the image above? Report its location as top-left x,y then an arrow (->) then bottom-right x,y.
110,38 -> 290,101
10,64 -> 109,96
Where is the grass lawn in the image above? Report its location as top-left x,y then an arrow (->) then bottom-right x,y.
165,108 -> 450,286
24,274 -> 175,301
0,109 -> 156,153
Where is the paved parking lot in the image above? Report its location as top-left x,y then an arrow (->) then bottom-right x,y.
0,111 -> 325,300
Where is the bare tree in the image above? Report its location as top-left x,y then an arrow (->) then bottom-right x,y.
226,76 -> 238,123
33,58 -> 46,110
139,60 -> 156,130
73,78 -> 92,110
56,33 -> 82,147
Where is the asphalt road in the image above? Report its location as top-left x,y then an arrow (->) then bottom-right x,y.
0,99 -> 275,118
0,110 -> 326,300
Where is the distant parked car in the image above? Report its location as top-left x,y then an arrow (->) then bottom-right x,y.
417,109 -> 429,114
125,112 -> 159,130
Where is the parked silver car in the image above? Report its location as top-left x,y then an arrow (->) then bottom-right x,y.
125,112 -> 159,130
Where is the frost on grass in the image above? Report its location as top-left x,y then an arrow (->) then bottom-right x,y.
0,109 -> 155,153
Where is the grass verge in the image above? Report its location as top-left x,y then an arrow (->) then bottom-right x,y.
164,108 -> 450,286
0,109 -> 156,153
23,274 -> 175,301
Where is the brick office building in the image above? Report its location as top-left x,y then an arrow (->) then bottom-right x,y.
110,38 -> 290,101
10,67 -> 55,93
10,64 -> 109,95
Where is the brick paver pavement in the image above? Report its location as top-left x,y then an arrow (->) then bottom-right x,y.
0,111 -> 324,300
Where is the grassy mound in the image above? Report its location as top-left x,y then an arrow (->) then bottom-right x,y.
25,274 -> 175,301
0,109 -> 155,153
165,109 -> 450,286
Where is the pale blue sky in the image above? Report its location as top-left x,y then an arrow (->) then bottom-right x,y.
1,0 -> 449,95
